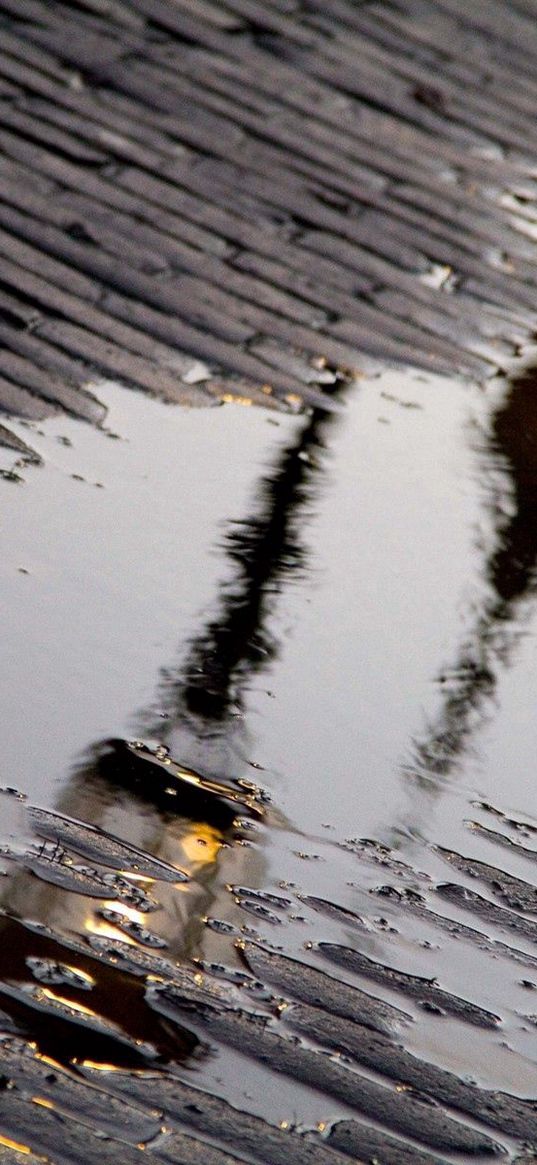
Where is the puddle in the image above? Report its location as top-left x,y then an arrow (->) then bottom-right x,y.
1,387 -> 300,805
3,365 -> 537,1145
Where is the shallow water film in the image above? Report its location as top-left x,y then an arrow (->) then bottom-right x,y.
4,366 -> 537,1162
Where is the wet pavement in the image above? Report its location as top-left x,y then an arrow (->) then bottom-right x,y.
3,364 -> 537,1160
4,0 -> 537,1159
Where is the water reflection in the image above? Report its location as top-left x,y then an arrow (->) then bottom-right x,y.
405,367 -> 537,790
148,404 -> 339,781
1,360 -> 535,1073
0,396 -> 342,1062
0,913 -> 200,1067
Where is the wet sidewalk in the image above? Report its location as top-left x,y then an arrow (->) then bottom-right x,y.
3,3 -> 537,1165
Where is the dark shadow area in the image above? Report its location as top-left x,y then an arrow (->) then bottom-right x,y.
0,913 -> 202,1068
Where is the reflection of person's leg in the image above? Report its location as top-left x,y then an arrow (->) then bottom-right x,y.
405,370 -> 537,785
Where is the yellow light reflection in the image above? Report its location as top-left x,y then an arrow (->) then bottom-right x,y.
84,916 -> 137,947
36,1054 -> 63,1071
31,1097 -> 54,1110
80,1060 -> 124,1073
0,1137 -> 31,1155
40,988 -> 97,1019
173,769 -> 203,788
101,902 -> 145,925
221,394 -> 253,406
180,823 -> 222,867
64,965 -> 95,988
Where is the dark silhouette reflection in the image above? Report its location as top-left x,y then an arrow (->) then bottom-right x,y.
406,367 -> 537,784
0,392 -> 343,1066
83,737 -> 260,828
179,428 -> 313,724
146,401 -> 341,781
489,370 -> 537,604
